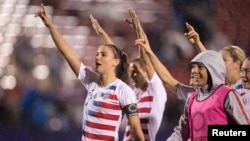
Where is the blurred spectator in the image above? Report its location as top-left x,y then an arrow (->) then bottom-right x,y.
171,0 -> 213,45
20,82 -> 54,141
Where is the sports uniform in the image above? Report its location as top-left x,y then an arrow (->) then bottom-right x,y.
236,88 -> 250,116
123,73 -> 167,141
78,64 -> 137,141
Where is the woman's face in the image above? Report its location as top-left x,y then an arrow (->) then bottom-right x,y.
220,50 -> 240,80
128,62 -> 147,89
190,62 -> 208,87
95,45 -> 119,74
241,59 -> 250,89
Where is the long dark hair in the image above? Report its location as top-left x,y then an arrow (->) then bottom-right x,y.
103,44 -> 129,84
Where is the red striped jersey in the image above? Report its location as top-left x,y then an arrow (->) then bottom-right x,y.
78,64 -> 137,141
123,73 -> 167,141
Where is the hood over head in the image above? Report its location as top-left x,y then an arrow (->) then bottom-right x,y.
191,50 -> 226,90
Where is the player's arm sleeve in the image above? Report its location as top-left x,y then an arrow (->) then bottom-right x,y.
148,73 -> 167,113
123,103 -> 138,117
177,83 -> 196,101
119,85 -> 139,117
167,99 -> 190,141
224,90 -> 250,124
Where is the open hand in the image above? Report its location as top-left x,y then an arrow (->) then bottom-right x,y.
90,14 -> 104,36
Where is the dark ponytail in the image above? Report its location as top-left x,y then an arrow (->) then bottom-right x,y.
116,52 -> 129,84
103,44 -> 129,84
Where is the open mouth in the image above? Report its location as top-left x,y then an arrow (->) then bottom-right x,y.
95,62 -> 101,67
242,80 -> 249,85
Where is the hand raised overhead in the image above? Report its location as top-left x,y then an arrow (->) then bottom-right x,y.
89,14 -> 113,44
89,14 -> 104,36
184,22 -> 200,45
35,3 -> 53,27
128,10 -> 151,55
125,8 -> 140,31
184,22 -> 206,52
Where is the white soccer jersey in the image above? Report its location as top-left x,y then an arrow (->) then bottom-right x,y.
123,73 -> 167,141
78,64 -> 137,141
236,88 -> 250,116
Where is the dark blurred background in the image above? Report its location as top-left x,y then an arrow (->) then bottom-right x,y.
0,0 -> 250,141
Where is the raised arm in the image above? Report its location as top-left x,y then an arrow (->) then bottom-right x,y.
126,8 -> 155,80
184,22 -> 206,52
134,27 -> 179,95
89,14 -> 113,44
35,4 -> 81,76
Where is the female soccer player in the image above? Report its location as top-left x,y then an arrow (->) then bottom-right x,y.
35,4 -> 144,141
89,9 -> 167,141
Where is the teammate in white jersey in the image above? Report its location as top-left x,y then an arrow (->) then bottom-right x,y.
123,9 -> 167,141
90,10 -> 167,141
35,4 -> 144,141
237,57 -> 250,116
